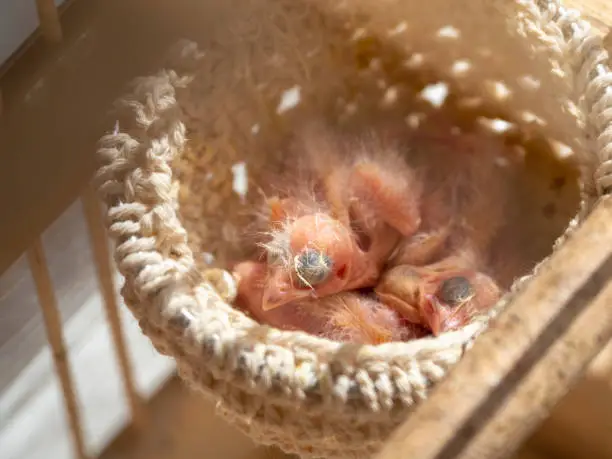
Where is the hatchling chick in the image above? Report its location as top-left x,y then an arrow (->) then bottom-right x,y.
234,260 -> 422,344
242,124 -> 423,312
375,127 -> 514,334
375,251 -> 502,336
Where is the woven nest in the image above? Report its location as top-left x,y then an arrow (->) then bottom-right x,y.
94,0 -> 612,457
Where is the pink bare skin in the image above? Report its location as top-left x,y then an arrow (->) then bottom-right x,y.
233,264 -> 422,345
375,253 -> 502,336
233,260 -> 327,333
233,123 -> 511,340
314,292 -> 427,344
260,212 -> 400,310
248,127 -> 423,312
282,122 -> 423,237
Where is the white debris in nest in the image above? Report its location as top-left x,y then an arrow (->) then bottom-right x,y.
551,66 -> 566,78
478,117 -> 514,133
550,140 -> 574,158
202,252 -> 215,264
566,101 -> 581,118
522,111 -> 546,125
205,172 -> 214,181
404,53 -> 424,69
277,86 -> 301,114
382,86 -> 399,106
231,162 -> 248,201
451,60 -> 471,75
388,22 -> 408,36
420,82 -> 449,108
488,81 -> 511,100
406,113 -> 425,129
490,119 -> 514,133
251,124 -> 260,135
437,25 -> 460,39
113,121 -> 120,135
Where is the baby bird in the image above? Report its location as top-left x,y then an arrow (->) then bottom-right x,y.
233,262 -> 420,345
242,124 -> 423,311
234,122 -> 511,340
375,252 -> 502,335
371,126 -> 514,335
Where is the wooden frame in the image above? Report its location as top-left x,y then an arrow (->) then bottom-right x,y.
28,238 -> 89,459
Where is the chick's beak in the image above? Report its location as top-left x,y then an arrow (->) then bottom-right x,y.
422,294 -> 444,336
261,270 -> 311,311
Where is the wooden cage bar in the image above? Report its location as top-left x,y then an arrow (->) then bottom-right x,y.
81,185 -> 145,430
35,0 -> 63,43
27,238 -> 89,459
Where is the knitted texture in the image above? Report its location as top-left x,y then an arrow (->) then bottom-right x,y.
94,0 -> 612,457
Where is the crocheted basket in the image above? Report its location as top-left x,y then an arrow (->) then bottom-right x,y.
94,0 -> 611,457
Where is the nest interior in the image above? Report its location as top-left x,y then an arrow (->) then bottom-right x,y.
172,0 -> 582,286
